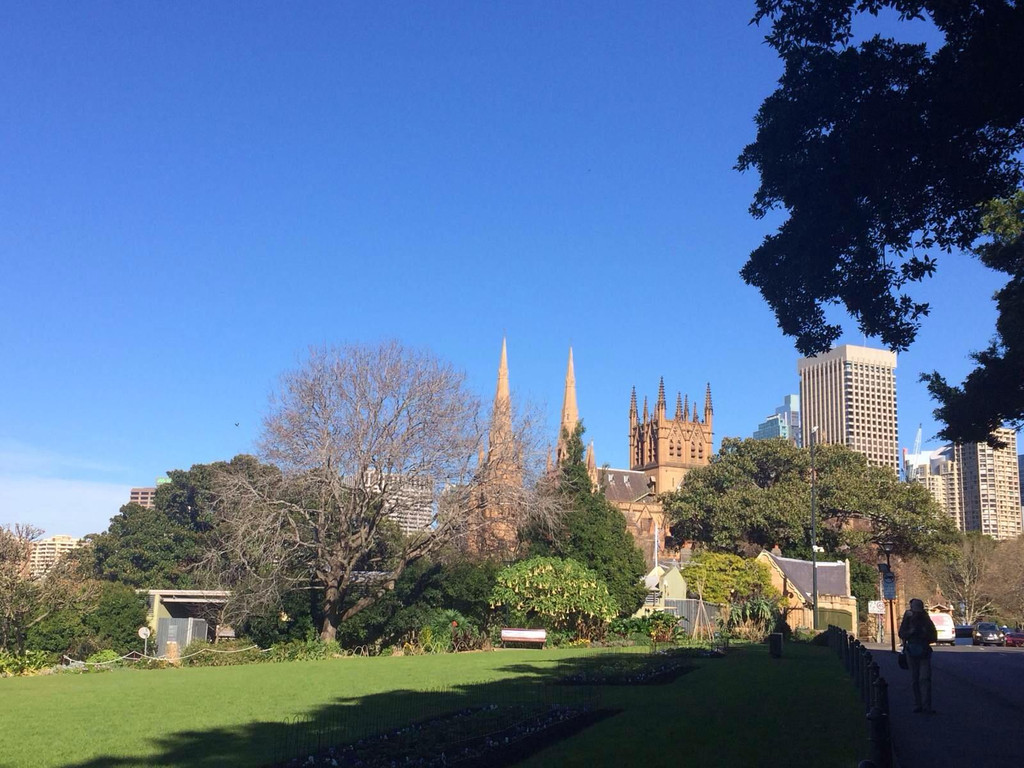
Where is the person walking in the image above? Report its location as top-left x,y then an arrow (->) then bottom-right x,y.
898,598 -> 938,714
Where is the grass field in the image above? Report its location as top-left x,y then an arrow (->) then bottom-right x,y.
0,644 -> 866,768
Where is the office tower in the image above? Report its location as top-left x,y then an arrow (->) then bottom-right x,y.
956,428 -> 1021,540
798,344 -> 898,473
28,535 -> 83,578
753,394 -> 802,447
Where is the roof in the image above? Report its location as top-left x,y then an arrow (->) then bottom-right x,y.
762,552 -> 850,598
599,468 -> 655,504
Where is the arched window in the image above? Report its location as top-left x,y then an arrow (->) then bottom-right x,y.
691,441 -> 696,459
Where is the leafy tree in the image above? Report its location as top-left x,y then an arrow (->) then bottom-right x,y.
681,551 -> 777,606
86,456 -> 277,589
739,1 -> 1024,443
85,583 -> 148,653
526,423 -> 647,616
490,556 -> 617,639
664,438 -> 957,559
87,503 -> 200,588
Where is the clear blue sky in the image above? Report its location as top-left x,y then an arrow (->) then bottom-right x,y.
0,3 -> 1008,537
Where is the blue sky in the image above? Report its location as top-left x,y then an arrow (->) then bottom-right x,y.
0,3 -> 1009,537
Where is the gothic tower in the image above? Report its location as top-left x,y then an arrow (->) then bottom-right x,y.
555,347 -> 579,465
628,379 -> 714,493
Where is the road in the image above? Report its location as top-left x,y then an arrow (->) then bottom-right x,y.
866,642 -> 1024,767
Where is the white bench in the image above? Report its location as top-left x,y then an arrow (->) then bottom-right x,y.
500,628 -> 547,648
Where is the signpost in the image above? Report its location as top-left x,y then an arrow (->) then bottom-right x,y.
881,569 -> 898,652
138,626 -> 151,657
868,600 -> 885,615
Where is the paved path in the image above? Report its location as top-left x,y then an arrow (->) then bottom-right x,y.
865,643 -> 1023,768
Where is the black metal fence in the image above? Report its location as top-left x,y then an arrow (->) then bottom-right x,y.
824,625 -> 893,768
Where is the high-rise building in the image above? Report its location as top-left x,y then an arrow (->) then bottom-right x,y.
956,428 -> 1021,540
28,535 -> 83,578
798,344 -> 898,473
905,446 -> 963,530
753,394 -> 802,447
129,487 -> 157,507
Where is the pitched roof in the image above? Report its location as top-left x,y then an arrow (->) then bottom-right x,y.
599,468 -> 655,504
763,552 -> 850,598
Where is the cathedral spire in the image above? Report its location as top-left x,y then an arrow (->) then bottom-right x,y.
488,337 -> 512,462
682,393 -> 689,421
586,440 -> 596,473
556,347 -> 579,465
656,377 -> 666,417
629,386 -> 638,426
704,382 -> 713,420
642,395 -> 649,423
693,401 -> 699,422
675,392 -> 683,420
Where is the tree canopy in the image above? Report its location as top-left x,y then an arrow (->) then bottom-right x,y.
663,438 -> 958,560
740,1 -> 1024,442
525,423 -> 648,616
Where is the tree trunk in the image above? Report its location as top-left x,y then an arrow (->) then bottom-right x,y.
320,584 -> 341,642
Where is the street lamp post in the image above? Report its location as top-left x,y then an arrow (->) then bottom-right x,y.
810,426 -> 819,630
879,539 -> 897,652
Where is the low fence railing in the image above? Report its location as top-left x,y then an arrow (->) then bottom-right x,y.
824,625 -> 893,768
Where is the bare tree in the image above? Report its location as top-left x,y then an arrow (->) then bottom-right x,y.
0,524 -> 96,652
988,536 -> 1024,627
923,533 -> 998,625
207,342 -> 557,641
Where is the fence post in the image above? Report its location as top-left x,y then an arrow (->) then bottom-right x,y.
866,697 -> 893,768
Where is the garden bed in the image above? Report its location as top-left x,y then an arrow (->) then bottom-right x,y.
553,651 -> 696,686
275,703 -> 614,768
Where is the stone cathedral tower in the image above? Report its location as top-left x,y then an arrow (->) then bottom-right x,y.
629,379 -> 713,493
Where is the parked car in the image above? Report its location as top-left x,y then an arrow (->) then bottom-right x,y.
973,622 -> 1006,646
1004,630 -> 1024,648
955,625 -> 974,639
928,612 -> 956,645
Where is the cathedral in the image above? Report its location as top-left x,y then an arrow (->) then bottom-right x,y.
554,346 -> 714,565
472,339 -> 715,566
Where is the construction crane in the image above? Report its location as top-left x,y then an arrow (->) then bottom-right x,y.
905,424 -> 923,482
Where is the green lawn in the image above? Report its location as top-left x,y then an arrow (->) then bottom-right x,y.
0,644 -> 866,768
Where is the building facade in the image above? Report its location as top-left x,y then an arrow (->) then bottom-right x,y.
956,428 -> 1021,540
628,379 -> 714,494
798,344 -> 898,473
28,534 -> 83,578
753,394 -> 801,446
905,446 -> 963,530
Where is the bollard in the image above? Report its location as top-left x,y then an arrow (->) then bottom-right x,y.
866,704 -> 893,768
868,661 -> 880,710
875,675 -> 890,718
862,651 -> 873,707
769,632 -> 783,658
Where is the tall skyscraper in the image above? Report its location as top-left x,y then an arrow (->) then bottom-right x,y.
753,394 -> 802,447
798,344 -> 898,473
956,428 -> 1021,540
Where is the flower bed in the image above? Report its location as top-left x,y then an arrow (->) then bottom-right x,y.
553,651 -> 696,686
276,703 -> 610,767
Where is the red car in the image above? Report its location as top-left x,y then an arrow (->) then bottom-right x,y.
1005,630 -> 1024,647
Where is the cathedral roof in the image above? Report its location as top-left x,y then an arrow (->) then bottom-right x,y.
599,468 -> 656,504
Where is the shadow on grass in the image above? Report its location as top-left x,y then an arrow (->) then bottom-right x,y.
64,648 -> 699,768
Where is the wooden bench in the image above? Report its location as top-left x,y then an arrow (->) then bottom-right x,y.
500,628 -> 547,648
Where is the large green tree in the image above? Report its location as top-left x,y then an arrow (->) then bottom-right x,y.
87,455 -> 274,588
526,423 -> 648,616
663,438 -> 957,559
739,1 -> 1024,443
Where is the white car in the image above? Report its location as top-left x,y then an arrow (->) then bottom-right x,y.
929,612 -> 956,645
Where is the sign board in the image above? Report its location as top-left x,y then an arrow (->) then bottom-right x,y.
138,626 -> 151,640
868,600 -> 885,615
882,572 -> 897,600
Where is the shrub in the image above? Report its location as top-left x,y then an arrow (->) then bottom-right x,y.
85,649 -> 122,665
0,649 -> 52,676
179,640 -> 266,667
490,557 -> 617,640
269,638 -> 342,662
